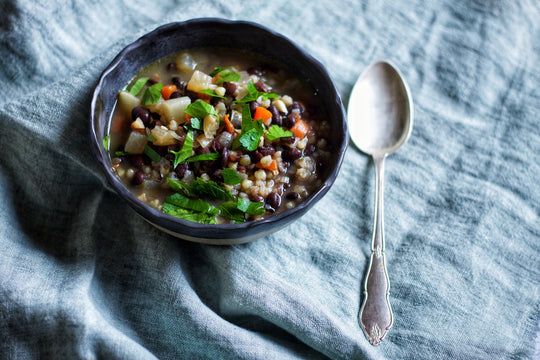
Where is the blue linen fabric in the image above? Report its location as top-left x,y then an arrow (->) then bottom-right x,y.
0,0 -> 539,359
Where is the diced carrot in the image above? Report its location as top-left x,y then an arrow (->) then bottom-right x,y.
290,116 -> 310,139
185,113 -> 192,124
161,85 -> 177,100
256,159 -> 277,171
223,114 -> 235,134
253,106 -> 273,122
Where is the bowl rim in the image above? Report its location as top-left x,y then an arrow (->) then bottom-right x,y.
89,18 -> 348,239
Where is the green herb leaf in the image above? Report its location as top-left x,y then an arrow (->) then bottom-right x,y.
200,89 -> 226,99
128,77 -> 149,96
234,81 -> 279,103
184,100 -> 218,120
141,82 -> 163,105
217,202 -> 245,222
235,104 -> 265,151
221,168 -> 242,185
162,202 -> 217,224
214,71 -> 241,84
189,117 -> 202,130
144,144 -> 161,162
103,135 -> 110,151
265,125 -> 293,141
170,129 -> 194,168
147,134 -> 157,142
115,150 -> 130,156
209,66 -> 232,77
185,153 -> 220,162
239,128 -> 262,151
191,178 -> 234,201
237,198 -> 265,215
167,178 -> 195,197
165,193 -> 219,215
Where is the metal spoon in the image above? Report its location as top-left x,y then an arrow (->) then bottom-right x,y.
347,61 -> 413,345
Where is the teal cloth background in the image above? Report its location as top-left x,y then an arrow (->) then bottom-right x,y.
1,1 -> 539,359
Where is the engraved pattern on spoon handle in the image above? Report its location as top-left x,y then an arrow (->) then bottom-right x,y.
359,155 -> 393,345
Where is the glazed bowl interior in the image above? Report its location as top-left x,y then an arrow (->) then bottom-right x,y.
90,18 -> 348,244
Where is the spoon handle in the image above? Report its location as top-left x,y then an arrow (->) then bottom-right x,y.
359,154 -> 393,345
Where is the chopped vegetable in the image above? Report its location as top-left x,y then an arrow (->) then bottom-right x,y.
253,106 -> 273,122
144,145 -> 161,162
161,84 -> 177,100
265,125 -> 293,141
256,159 -> 277,171
290,117 -> 310,139
185,153 -> 220,162
223,114 -> 235,134
141,82 -> 163,105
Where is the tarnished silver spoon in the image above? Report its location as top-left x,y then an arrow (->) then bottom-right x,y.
347,61 -> 413,345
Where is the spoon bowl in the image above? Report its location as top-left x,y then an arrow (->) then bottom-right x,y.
347,60 -> 413,345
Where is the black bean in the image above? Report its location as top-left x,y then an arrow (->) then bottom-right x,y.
167,62 -> 176,71
288,101 -> 305,114
304,143 -> 316,155
284,113 -> 297,128
211,169 -> 224,182
221,147 -> 229,168
252,195 -> 264,203
259,146 -> 275,157
247,67 -> 263,76
210,97 -> 224,106
131,106 -> 150,124
147,78 -> 159,85
267,105 -> 282,126
174,163 -> 188,178
254,81 -> 267,93
266,192 -> 281,211
171,77 -> 186,92
250,101 -> 260,115
132,171 -> 145,185
286,192 -> 300,200
249,150 -> 263,163
169,91 -> 183,99
223,82 -> 237,96
282,147 -> 302,162
129,155 -> 144,168
280,136 -> 295,145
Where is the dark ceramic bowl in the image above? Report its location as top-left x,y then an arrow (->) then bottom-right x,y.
90,18 -> 348,244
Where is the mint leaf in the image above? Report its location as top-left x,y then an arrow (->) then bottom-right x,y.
185,153 -> 220,162
214,71 -> 241,84
144,144 -> 161,162
162,202 -> 217,224
141,82 -> 163,105
235,104 -> 264,151
209,66 -> 232,77
200,89 -> 226,99
103,135 -> 110,151
239,129 -> 261,151
237,198 -> 265,215
170,129 -> 194,168
184,100 -> 218,120
189,117 -> 202,130
191,178 -> 234,201
128,77 -> 149,96
265,125 -> 293,141
221,168 -> 241,185
217,202 -> 245,222
165,193 -> 219,215
167,178 -> 195,197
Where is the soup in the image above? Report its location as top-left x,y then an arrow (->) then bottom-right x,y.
107,48 -> 330,224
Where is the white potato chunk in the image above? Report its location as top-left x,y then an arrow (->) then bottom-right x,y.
176,52 -> 197,72
203,114 -> 219,138
151,126 -> 179,146
187,70 -> 215,93
124,131 -> 147,154
117,91 -> 140,116
160,96 -> 191,124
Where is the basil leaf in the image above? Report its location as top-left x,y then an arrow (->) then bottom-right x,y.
209,66 -> 232,77
200,89 -> 226,99
214,71 -> 241,84
167,178 -> 195,197
128,77 -> 149,96
162,202 -> 217,224
265,125 -> 293,141
221,168 -> 242,185
144,144 -> 161,162
237,198 -> 265,215
103,135 -> 110,151
217,202 -> 245,222
191,178 -> 234,201
165,193 -> 219,215
184,100 -> 218,120
170,129 -> 194,168
185,153 -> 220,162
141,82 -> 163,105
